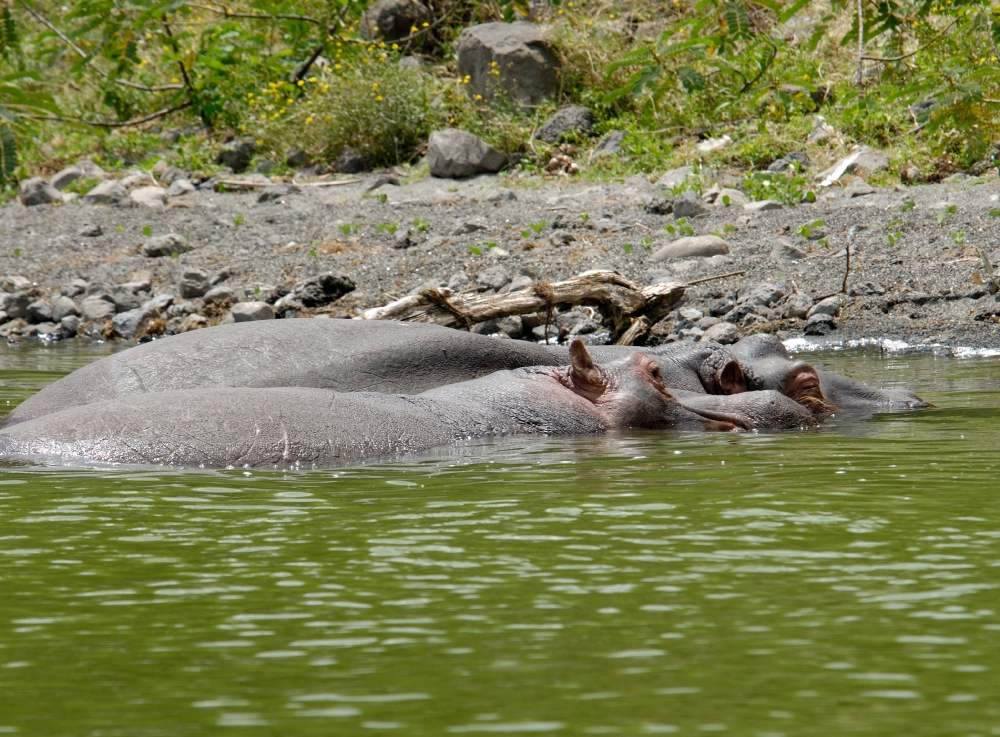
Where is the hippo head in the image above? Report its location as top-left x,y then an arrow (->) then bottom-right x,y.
558,341 -> 750,432
742,356 -> 830,414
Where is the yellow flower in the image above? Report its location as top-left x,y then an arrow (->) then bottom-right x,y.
376,95 -> 383,101
335,64 -> 342,70
306,116 -> 313,123
391,43 -> 398,50
297,80 -> 304,86
410,25 -> 418,32
286,98 -> 293,104
171,77 -> 180,83
422,21 -> 429,27
308,77 -> 316,83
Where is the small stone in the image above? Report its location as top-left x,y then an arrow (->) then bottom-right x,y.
143,233 -> 192,258
232,301 -> 275,322
744,200 -> 784,212
292,273 -> 356,307
181,314 -> 209,332
426,129 -> 508,179
298,163 -> 331,179
804,313 -> 836,335
82,180 -> 128,206
656,166 -> 694,189
738,282 -> 787,308
160,166 -> 190,184
80,296 -> 117,321
673,190 -> 710,218
360,0 -> 432,43
536,106 -> 594,143
816,146 -> 889,185
130,186 -> 168,208
215,138 -> 257,174
142,293 -> 174,314
678,307 -> 704,321
19,177 -> 64,206
50,166 -> 82,190
700,321 -> 738,344
203,285 -> 238,305
714,188 -> 747,207
51,296 -> 81,322
485,188 -> 516,203
695,135 -> 732,153
845,178 -> 876,197
452,220 -> 487,235
807,296 -> 841,318
507,274 -> 534,292
398,55 -> 422,69
254,160 -> 275,175
767,152 -> 809,172
593,130 -> 625,156
696,316 -> 721,330
334,147 -> 368,174
476,265 -> 511,290
112,307 -> 153,339
2,291 -> 29,319
286,148 -> 311,169
166,179 -> 196,197
60,315 -> 81,336
77,224 -> 103,237
76,159 -> 109,180
60,279 -> 88,297
650,235 -> 730,262
770,239 -> 807,261
257,184 -> 300,203
644,196 -> 674,215
679,327 -> 705,341
807,116 -> 836,145
25,300 -> 52,324
784,292 -> 814,319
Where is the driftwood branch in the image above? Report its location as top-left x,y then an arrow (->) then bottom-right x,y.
360,270 -> 686,335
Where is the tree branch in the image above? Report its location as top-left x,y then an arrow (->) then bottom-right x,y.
186,2 -> 322,25
860,17 -> 958,63
28,101 -> 192,128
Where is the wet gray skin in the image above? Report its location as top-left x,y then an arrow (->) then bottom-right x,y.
669,389 -> 819,431
1,321 -> 922,429
726,334 -> 928,411
0,342 -> 741,469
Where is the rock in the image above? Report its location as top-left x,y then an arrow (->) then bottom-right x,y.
254,160 -> 275,175
181,314 -> 209,332
845,177 -> 876,197
286,148 -> 311,169
807,296 -> 841,318
292,273 -> 356,307
536,106 -> 594,143
485,188 -> 516,203
770,239 -> 807,261
593,130 -> 625,156
507,274 -> 533,292
426,129 -> 508,179
673,190 -> 710,218
203,285 -> 238,305
166,179 -> 196,197
60,315 -> 81,336
130,186 -> 168,208
51,296 -> 81,322
900,165 -> 922,184
120,171 -> 152,189
398,55 -> 422,69
143,233 -> 192,258
82,180 -> 128,206
334,147 -> 368,174
60,279 -> 88,297
695,135 -> 732,153
112,307 -> 156,339
744,199 -> 784,212
657,166 -> 694,189
25,300 -> 51,324
700,321 -> 738,344
678,307 -> 704,321
804,313 -> 836,335
476,265 -> 510,290
696,316 -> 721,330
817,146 -> 889,186
1,276 -> 30,292
447,272 -> 469,290
142,293 -> 174,314
50,166 -> 82,190
807,116 -> 836,145
644,196 -> 674,215
783,292 -> 813,319
80,296 -> 117,321
2,291 -> 30,319
76,159 -> 109,180
767,151 -> 809,172
77,224 -> 103,237
215,138 -> 257,174
650,235 -> 730,262
258,184 -> 300,203
360,0 -> 432,43
679,327 -> 705,341
19,177 -> 64,206
457,22 -> 560,108
738,282 -> 787,308
714,188 -> 747,207
232,301 -> 275,322
159,166 -> 190,184
452,219 -> 487,235
298,163 -> 331,179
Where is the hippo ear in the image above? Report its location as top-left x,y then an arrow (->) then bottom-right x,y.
718,360 -> 747,395
569,339 -> 605,393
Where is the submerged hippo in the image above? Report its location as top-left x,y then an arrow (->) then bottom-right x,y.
0,342 -> 746,469
1,320 -> 923,429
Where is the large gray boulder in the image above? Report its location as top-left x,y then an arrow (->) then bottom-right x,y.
457,22 -> 560,108
360,0 -> 432,43
82,180 -> 127,206
19,177 -> 64,207
50,166 -> 82,191
536,106 -> 594,143
426,129 -> 508,179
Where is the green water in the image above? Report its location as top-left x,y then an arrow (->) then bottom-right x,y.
0,342 -> 999,736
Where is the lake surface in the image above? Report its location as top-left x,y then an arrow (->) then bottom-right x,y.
0,340 -> 998,736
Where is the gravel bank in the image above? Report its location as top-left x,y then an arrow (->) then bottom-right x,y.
2,169 -> 1000,350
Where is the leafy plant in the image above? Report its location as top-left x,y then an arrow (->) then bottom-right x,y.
412,218 -> 429,232
376,222 -> 398,234
339,223 -> 361,236
234,215 -> 244,227
797,220 -> 825,239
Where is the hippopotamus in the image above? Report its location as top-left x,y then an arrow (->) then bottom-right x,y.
0,320 -> 923,430
0,342 -> 746,468
727,334 -> 927,411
